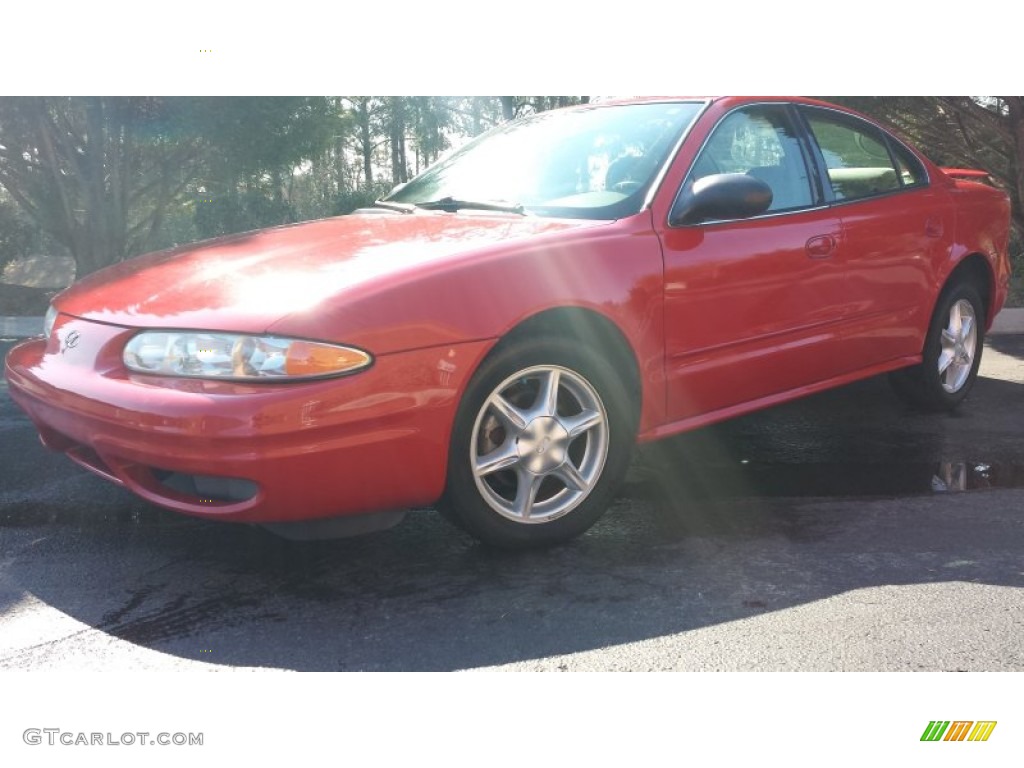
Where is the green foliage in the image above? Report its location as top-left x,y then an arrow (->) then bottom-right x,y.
146,200 -> 199,252
0,192 -> 64,274
331,182 -> 395,216
181,97 -> 341,181
499,96 -> 590,120
183,97 -> 342,239
194,188 -> 296,240
0,196 -> 37,270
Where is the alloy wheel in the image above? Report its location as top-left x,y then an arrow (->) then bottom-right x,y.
938,298 -> 977,394
470,365 -> 609,524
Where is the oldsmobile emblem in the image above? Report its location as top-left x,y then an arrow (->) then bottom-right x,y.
60,329 -> 80,355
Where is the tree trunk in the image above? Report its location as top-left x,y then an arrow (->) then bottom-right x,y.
500,97 -> 516,122
471,97 -> 483,135
389,97 -> 407,185
356,98 -> 373,188
335,139 -> 346,196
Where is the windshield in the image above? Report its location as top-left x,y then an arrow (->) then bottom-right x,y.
386,101 -> 704,219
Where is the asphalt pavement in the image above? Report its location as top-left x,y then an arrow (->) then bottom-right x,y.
1,336 -> 1023,671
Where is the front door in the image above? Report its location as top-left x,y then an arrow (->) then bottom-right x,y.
656,104 -> 850,423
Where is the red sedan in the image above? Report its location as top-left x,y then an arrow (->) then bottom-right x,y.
5,97 -> 1013,548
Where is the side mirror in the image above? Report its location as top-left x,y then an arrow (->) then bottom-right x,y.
670,173 -> 773,226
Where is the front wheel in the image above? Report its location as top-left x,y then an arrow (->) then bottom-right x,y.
440,338 -> 635,549
889,281 -> 985,411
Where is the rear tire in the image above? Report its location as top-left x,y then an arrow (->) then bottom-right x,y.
440,337 -> 635,549
889,281 -> 985,412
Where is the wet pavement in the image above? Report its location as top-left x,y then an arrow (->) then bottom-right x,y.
1,337 -> 1023,670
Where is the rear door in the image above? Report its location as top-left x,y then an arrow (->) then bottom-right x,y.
797,105 -> 955,367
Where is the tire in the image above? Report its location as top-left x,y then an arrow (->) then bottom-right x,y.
889,281 -> 985,412
440,337 -> 636,549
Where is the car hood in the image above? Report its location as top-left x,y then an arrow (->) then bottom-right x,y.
56,213 -> 604,333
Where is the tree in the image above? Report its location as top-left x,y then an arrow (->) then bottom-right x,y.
498,96 -> 590,121
833,97 -> 1024,240
464,96 -> 502,137
0,98 -> 200,277
407,97 -> 451,175
0,97 -> 339,277
0,191 -> 42,270
185,97 -> 339,239
343,96 -> 385,189
386,96 -> 409,186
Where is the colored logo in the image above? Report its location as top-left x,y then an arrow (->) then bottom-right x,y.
921,721 -> 997,742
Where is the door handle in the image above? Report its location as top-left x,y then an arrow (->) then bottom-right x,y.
806,234 -> 836,259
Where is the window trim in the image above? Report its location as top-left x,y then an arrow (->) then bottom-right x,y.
641,98 -> 714,212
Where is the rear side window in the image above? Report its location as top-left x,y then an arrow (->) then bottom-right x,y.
890,141 -> 928,187
803,109 -> 906,201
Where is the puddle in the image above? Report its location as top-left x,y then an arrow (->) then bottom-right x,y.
625,459 -> 1024,501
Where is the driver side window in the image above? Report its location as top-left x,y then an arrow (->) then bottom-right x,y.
690,105 -> 814,213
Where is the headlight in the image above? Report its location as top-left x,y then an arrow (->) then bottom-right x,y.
123,332 -> 372,381
43,305 -> 58,339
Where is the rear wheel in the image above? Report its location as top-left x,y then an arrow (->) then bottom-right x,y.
441,337 -> 635,549
889,281 -> 985,411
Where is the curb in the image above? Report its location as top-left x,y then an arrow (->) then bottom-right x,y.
3,309 -> 1024,341
990,308 -> 1024,335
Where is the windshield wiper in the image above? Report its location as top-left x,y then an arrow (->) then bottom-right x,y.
415,196 -> 526,215
370,199 -> 417,214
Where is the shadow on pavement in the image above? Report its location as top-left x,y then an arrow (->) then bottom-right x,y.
986,332 -> 1024,362
3,370 -> 1024,670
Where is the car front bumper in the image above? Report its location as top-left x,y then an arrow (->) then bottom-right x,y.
4,316 -> 491,523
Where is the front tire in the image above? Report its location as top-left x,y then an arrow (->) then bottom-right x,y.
889,281 -> 985,411
441,337 -> 635,549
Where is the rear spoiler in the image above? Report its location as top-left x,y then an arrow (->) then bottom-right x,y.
941,167 -> 991,182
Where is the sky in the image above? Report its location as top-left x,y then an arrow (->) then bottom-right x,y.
4,1 -> 1018,95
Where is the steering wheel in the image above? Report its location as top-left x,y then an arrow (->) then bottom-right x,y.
610,179 -> 643,195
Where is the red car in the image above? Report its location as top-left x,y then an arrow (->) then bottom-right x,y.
5,97 -> 1013,548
